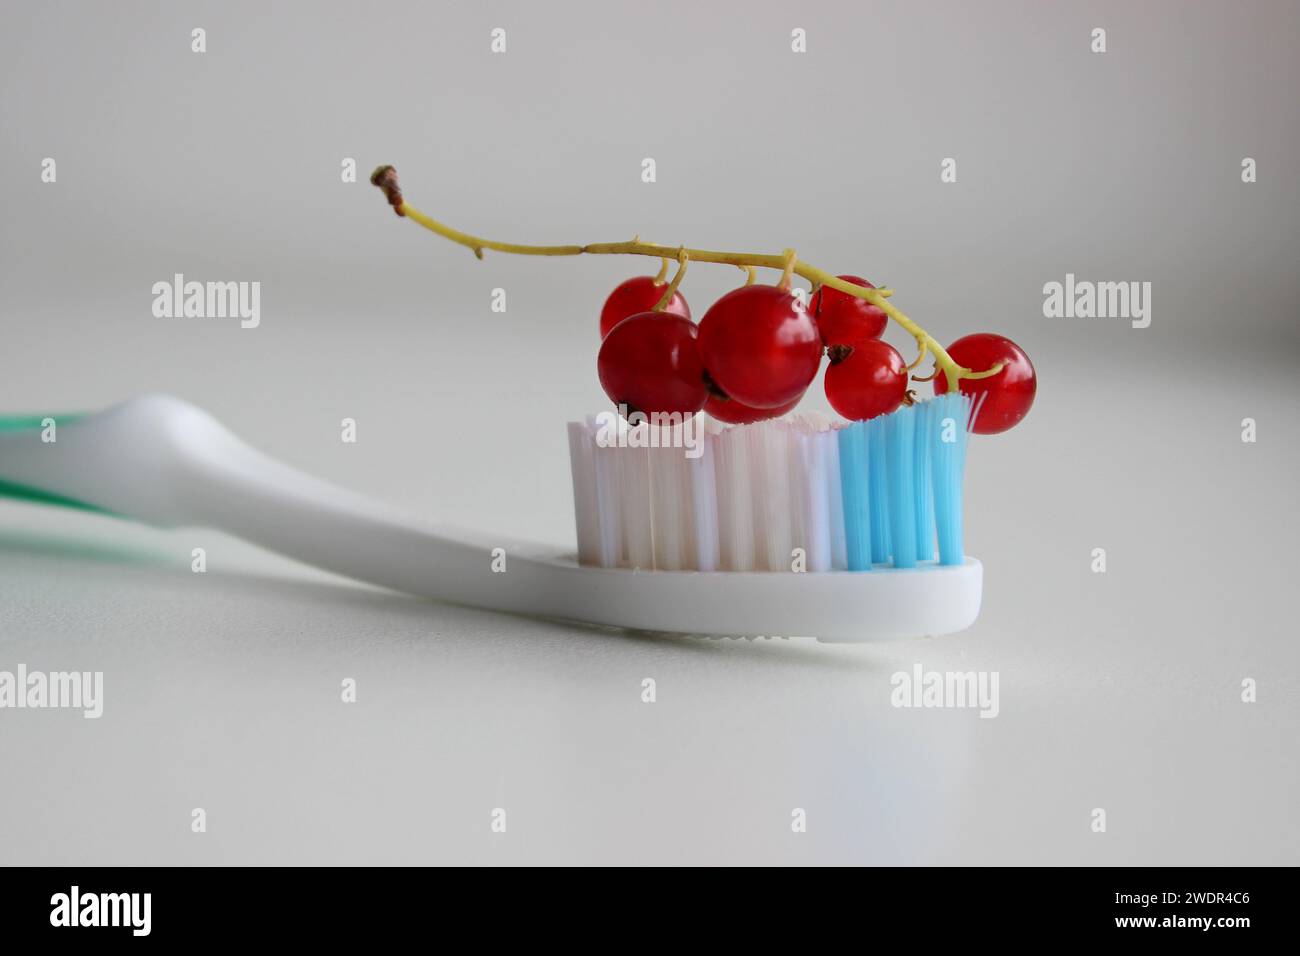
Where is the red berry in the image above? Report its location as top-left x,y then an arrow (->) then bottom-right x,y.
597,312 -> 707,419
703,393 -> 800,424
823,339 -> 908,421
933,333 -> 1036,434
697,285 -> 822,408
808,275 -> 887,347
599,276 -> 689,339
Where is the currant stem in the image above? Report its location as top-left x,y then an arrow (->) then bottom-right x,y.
778,249 -> 797,292
376,166 -> 991,392
653,257 -> 669,285
961,362 -> 1005,380
653,250 -> 688,311
905,338 -> 928,371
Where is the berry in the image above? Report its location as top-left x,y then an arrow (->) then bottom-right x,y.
703,393 -> 800,425
697,285 -> 822,408
808,275 -> 887,347
823,340 -> 908,421
933,333 -> 1036,434
599,276 -> 689,339
597,312 -> 707,419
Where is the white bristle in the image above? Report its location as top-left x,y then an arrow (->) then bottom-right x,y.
620,435 -> 653,569
794,428 -> 831,572
755,422 -> 793,570
566,422 -> 599,566
649,441 -> 687,570
687,431 -> 720,571
716,425 -> 756,571
590,419 -> 624,568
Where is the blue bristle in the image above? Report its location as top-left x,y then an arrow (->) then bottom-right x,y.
930,391 -> 971,566
866,415 -> 891,563
913,400 -> 936,562
884,404 -> 918,568
836,423 -> 872,571
832,394 -> 970,571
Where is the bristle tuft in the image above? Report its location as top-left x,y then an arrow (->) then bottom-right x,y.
568,395 -> 973,571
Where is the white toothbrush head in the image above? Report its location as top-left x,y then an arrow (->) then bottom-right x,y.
563,394 -> 982,641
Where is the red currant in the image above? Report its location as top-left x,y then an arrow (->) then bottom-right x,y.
597,312 -> 707,419
703,393 -> 800,424
823,340 -> 908,421
599,276 -> 690,339
933,333 -> 1036,434
808,275 -> 887,347
697,285 -> 822,408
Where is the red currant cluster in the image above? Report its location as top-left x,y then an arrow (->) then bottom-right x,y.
596,274 -> 1036,434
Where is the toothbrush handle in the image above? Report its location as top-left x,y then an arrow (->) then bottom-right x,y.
0,395 -> 522,603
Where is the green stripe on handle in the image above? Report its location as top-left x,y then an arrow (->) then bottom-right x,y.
0,477 -> 113,514
0,412 -> 85,431
0,412 -> 114,514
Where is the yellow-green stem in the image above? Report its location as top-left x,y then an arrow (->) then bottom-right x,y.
390,182 -> 998,391
653,250 -> 688,311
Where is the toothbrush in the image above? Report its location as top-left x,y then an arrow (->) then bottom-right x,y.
0,394 -> 981,642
